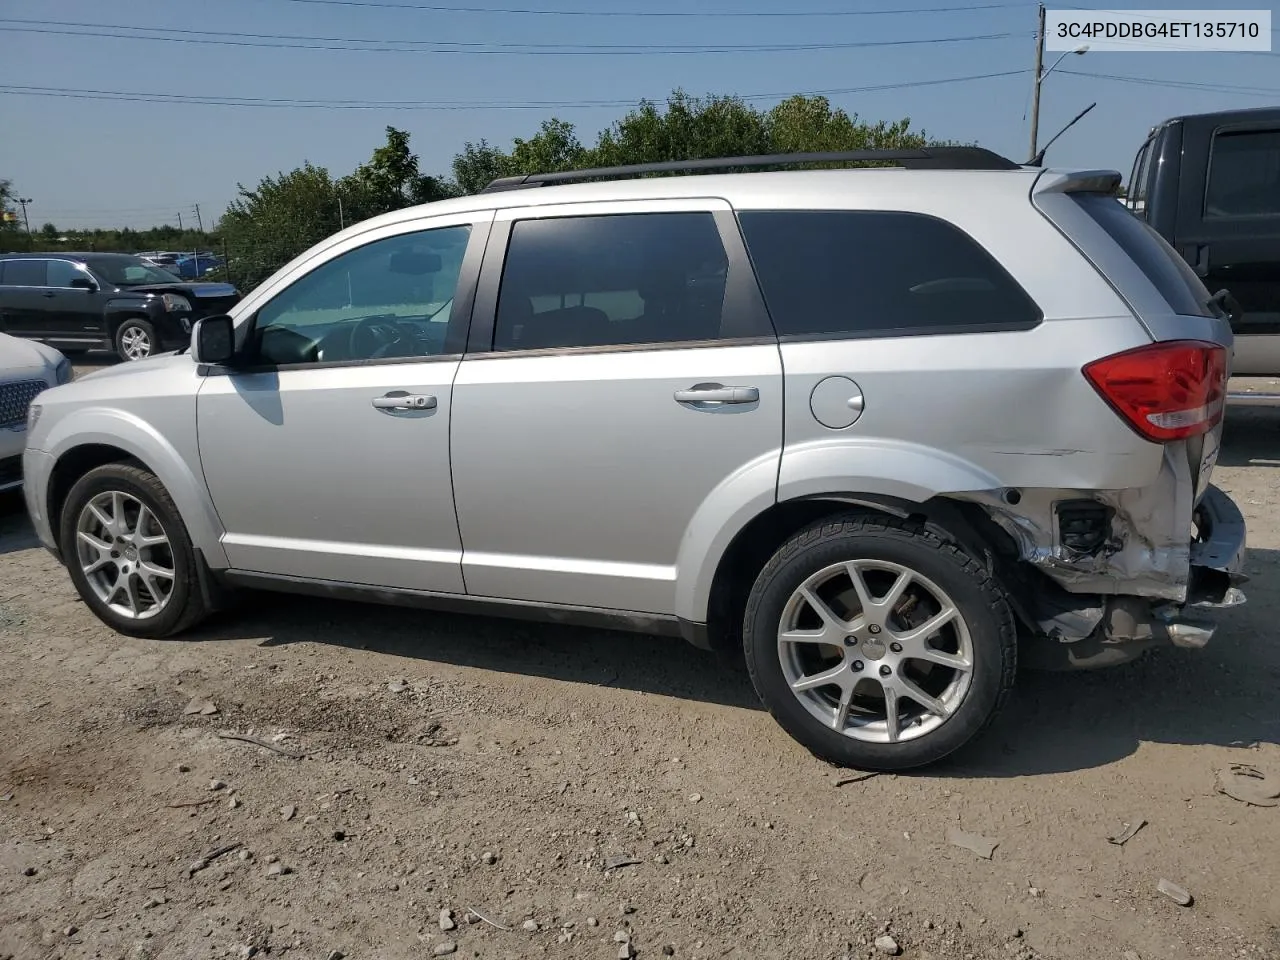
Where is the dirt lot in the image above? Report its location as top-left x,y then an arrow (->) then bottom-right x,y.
1,364 -> 1278,960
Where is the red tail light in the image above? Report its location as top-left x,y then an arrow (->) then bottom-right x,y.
1083,340 -> 1227,443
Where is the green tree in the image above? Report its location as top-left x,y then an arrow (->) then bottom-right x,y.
449,90 -> 936,194
452,138 -> 515,196
219,161 -> 344,289
0,179 -> 23,253
39,222 -> 59,242
593,92 -> 770,168
341,126 -> 458,223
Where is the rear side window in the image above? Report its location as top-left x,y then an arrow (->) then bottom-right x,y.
1205,128 -> 1280,218
737,210 -> 1041,339
1071,193 -> 1211,317
0,259 -> 48,286
494,213 -> 731,351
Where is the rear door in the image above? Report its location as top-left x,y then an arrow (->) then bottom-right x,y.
450,199 -> 782,615
0,259 -> 53,339
1175,117 -> 1280,376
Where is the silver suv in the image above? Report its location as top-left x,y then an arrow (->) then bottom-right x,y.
20,149 -> 1248,770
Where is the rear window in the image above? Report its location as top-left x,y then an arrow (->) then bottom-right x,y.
737,210 -> 1041,339
1070,193 -> 1212,317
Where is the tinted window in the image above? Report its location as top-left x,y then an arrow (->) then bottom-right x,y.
1128,137 -> 1152,217
494,213 -> 729,351
1205,128 -> 1280,218
255,225 -> 472,365
0,260 -> 48,286
47,260 -> 88,288
86,257 -> 181,286
738,211 -> 1040,338
1072,193 -> 1211,317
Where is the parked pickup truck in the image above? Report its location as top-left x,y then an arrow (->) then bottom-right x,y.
1125,105 -> 1280,397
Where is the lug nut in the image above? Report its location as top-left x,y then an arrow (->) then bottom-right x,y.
851,660 -> 864,672
890,642 -> 903,653
879,665 -> 892,677
868,624 -> 881,635
844,635 -> 857,646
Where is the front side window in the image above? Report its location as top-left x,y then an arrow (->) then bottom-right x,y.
738,210 -> 1042,338
47,260 -> 89,288
0,260 -> 48,287
1205,128 -> 1280,218
254,225 -> 473,365
493,213 -> 730,351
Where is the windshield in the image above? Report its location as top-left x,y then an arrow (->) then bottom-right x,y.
89,257 -> 182,286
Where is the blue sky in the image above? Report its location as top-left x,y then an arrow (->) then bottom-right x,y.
2,0 -> 1277,230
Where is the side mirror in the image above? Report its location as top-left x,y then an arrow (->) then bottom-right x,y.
69,277 -> 97,291
191,314 -> 236,365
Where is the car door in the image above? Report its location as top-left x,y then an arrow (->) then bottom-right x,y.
44,259 -> 107,344
450,199 -> 783,615
196,212 -> 492,592
0,259 -> 53,339
1176,118 -> 1280,376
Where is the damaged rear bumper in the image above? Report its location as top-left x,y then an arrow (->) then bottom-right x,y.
1019,484 -> 1248,671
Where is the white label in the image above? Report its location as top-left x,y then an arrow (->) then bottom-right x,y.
1045,10 -> 1271,51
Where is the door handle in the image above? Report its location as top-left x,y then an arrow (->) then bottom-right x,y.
674,384 -> 760,405
371,393 -> 437,411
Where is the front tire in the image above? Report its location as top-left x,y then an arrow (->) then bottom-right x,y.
114,318 -> 156,361
743,514 -> 1016,770
59,463 -> 210,638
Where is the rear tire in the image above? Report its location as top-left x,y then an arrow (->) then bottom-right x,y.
114,318 -> 156,361
743,513 -> 1016,770
60,463 -> 210,638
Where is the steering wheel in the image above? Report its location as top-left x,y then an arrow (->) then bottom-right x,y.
349,315 -> 414,359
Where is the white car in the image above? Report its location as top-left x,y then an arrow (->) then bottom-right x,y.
0,333 -> 71,492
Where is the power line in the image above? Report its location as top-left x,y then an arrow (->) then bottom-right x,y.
1058,69 -> 1280,97
0,72 -> 1031,112
8,67 -> 1275,115
247,0 -> 1035,17
0,20 -> 1025,54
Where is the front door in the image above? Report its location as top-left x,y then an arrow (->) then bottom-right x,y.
450,200 -> 783,615
44,259 -> 107,345
197,214 -> 491,592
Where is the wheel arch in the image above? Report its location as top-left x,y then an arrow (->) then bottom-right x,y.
676,439 -> 1015,648
43,410 -> 226,567
694,494 -> 1019,653
103,302 -> 155,340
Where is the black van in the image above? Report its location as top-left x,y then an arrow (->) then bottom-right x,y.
1126,106 -> 1280,382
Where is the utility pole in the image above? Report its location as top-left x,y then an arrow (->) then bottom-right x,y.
16,197 -> 33,249
338,195 -> 345,230
177,211 -> 183,231
194,203 -> 204,234
1029,2 -> 1046,163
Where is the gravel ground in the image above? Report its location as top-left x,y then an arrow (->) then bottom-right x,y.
1,362 -> 1277,960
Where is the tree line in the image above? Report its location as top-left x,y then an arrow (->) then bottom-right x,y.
6,91 -> 943,288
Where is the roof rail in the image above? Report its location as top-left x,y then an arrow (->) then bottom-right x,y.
480,146 -> 1021,193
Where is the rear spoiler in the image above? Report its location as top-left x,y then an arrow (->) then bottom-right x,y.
1032,170 -> 1123,196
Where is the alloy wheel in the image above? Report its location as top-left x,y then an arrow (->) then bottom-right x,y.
75,491 -> 175,620
777,559 -> 974,744
120,326 -> 152,360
